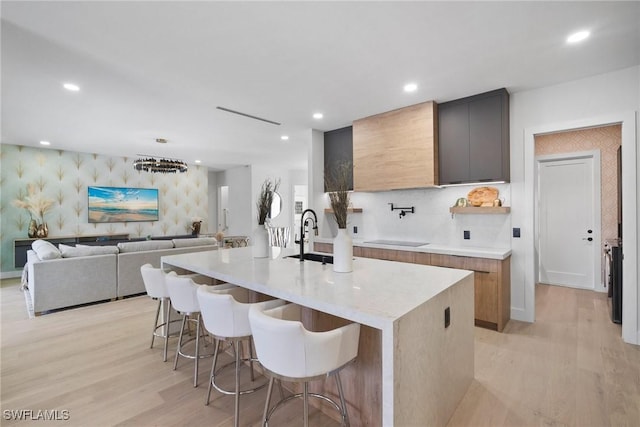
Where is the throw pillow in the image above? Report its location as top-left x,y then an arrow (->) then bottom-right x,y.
117,240 -> 174,253
31,239 -> 62,260
172,237 -> 217,248
60,245 -> 119,258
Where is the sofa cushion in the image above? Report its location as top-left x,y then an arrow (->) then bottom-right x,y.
117,240 -> 174,253
31,239 -> 62,260
172,237 -> 217,248
59,244 -> 119,258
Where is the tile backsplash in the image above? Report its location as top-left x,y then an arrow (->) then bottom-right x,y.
320,183 -> 512,249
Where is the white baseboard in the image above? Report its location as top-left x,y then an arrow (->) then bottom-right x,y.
1,271 -> 21,280
510,307 -> 533,323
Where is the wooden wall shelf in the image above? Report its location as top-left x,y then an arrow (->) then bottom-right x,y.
449,206 -> 510,214
324,208 -> 363,213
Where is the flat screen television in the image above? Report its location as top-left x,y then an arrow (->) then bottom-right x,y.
88,186 -> 159,223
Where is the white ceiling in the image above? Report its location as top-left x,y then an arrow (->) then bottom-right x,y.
2,1 -> 639,171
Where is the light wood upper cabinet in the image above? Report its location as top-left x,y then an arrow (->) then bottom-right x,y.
353,101 -> 438,191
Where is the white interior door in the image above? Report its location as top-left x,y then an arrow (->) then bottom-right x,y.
537,153 -> 600,290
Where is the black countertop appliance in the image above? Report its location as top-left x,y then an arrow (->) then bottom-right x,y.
607,239 -> 623,324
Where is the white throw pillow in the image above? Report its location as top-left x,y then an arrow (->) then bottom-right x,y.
172,237 -> 217,248
58,244 -> 75,256
31,239 -> 62,260
60,245 -> 119,258
117,240 -> 174,253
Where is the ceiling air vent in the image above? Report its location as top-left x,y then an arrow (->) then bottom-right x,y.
216,106 -> 281,126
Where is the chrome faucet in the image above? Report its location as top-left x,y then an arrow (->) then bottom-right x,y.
295,209 -> 318,261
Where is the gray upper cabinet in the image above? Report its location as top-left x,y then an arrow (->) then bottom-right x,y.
438,88 -> 510,184
324,126 -> 353,191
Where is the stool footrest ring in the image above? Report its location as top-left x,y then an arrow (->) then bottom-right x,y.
210,357 -> 267,396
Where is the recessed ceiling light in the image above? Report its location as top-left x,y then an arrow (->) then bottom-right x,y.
40,140 -> 51,146
195,160 -> 201,164
403,83 -> 418,92
281,135 -> 289,141
63,83 -> 80,91
313,113 -> 323,119
567,30 -> 590,44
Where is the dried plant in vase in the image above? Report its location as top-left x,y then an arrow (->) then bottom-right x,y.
11,183 -> 54,237
325,162 -> 351,229
256,178 -> 281,225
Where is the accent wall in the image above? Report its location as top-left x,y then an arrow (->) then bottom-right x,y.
0,144 -> 209,274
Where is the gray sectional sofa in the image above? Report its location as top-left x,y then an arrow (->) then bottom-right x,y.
26,237 -> 218,315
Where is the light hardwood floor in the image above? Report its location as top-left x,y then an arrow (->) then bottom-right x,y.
1,279 -> 638,426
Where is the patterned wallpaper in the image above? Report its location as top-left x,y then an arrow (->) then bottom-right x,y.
0,144 -> 209,273
535,124 -> 621,246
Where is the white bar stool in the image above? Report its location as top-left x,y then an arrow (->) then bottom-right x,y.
249,303 -> 361,427
197,287 -> 285,427
165,272 -> 236,387
140,263 -> 183,362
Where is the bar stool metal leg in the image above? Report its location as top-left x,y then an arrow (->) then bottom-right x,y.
303,382 -> 309,427
205,338 -> 221,405
194,314 -> 201,388
162,298 -> 172,362
234,339 -> 241,427
335,371 -> 350,427
262,377 -> 275,427
150,299 -> 161,349
173,315 -> 187,371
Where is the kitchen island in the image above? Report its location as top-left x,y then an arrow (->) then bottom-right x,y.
162,246 -> 474,426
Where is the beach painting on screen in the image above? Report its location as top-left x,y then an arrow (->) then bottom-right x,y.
88,186 -> 159,223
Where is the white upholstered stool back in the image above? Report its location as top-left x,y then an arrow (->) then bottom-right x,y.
249,303 -> 360,426
140,263 -> 177,362
140,263 -> 169,299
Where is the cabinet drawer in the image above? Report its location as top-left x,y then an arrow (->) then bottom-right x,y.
430,254 -> 466,269
464,257 -> 499,274
413,252 -> 431,265
313,242 -> 333,254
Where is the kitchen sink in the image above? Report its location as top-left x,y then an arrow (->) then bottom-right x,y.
364,239 -> 429,247
287,253 -> 334,264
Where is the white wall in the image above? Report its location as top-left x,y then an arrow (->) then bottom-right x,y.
510,65 -> 639,344
251,165 -> 306,229
207,170 -> 218,235
215,166 -> 252,237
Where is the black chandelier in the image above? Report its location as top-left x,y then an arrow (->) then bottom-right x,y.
133,157 -> 188,173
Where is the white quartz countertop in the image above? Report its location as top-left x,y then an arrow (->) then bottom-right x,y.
162,247 -> 472,330
314,237 -> 511,260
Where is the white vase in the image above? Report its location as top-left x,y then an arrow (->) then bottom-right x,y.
333,228 -> 353,273
253,225 -> 269,258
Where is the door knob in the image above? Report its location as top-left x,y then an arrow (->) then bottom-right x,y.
582,237 -> 593,241
587,229 -> 593,234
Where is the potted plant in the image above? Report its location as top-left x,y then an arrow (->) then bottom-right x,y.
254,178 -> 280,257
326,163 -> 352,272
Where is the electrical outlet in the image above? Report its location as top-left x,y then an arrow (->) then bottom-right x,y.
463,230 -> 470,240
513,227 -> 521,238
353,226 -> 358,234
444,307 -> 450,328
